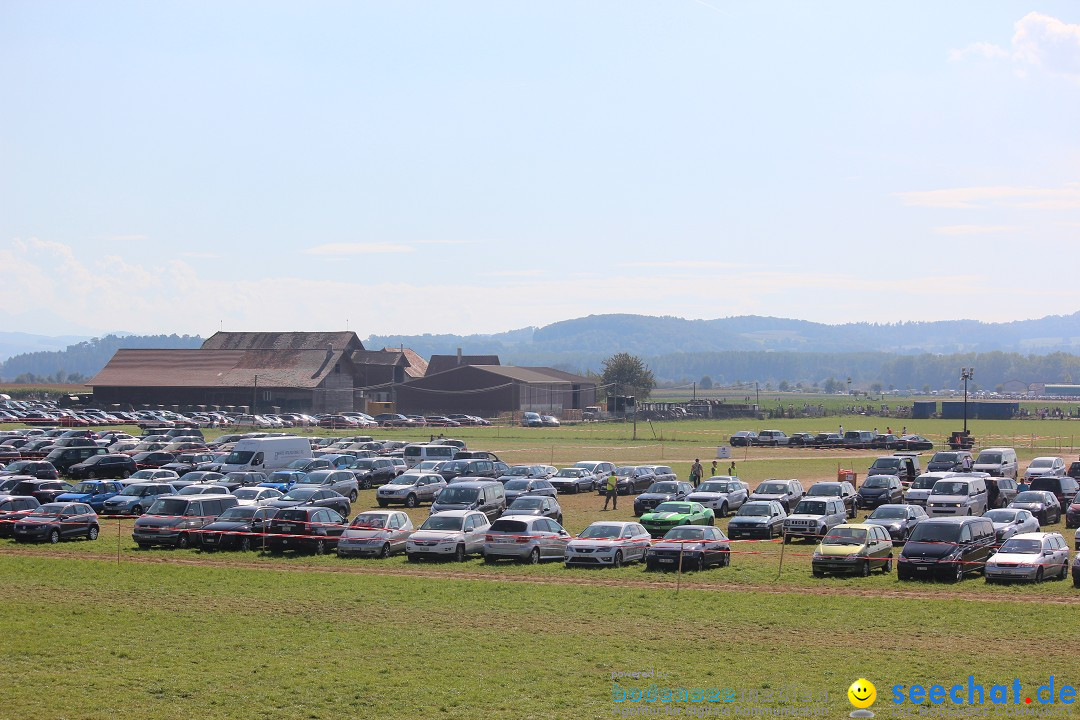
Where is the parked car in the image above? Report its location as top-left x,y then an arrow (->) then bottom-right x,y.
805,481 -> 857,518
856,475 -> 904,509
503,478 -> 557,504
753,430 -> 789,447
429,480 -> 506,521
986,476 -> 1019,509
866,455 -> 920,486
1066,492 -> 1080,530
9,478 -> 74,504
0,460 -> 59,480
99,482 -> 178,516
640,501 -> 714,538
611,466 -> 656,495
199,505 -> 278,551
549,467 -> 597,494
687,477 -> 749,517
1027,475 -> 1080,517
1008,490 -> 1062,525
263,506 -> 347,554
520,412 -> 543,428
258,470 -> 308,493
350,457 -> 402,488
540,415 -> 561,428
376,472 -> 447,508
55,480 -> 125,511
784,497 -> 848,543
336,510 -> 415,558
12,502 -> 99,543
982,508 -> 1041,544
45,446 -> 109,475
564,521 -> 652,568
863,504 -> 928,544
726,500 -> 787,540
904,472 -> 952,508
504,495 -> 563,524
985,532 -> 1070,583
897,516 -> 996,582
264,487 -> 351,517
483,515 -> 571,564
231,486 -> 284,506
67,454 -> 138,480
292,469 -> 359,502
497,465 -> 557,482
224,471 -> 268,488
729,431 -> 757,447
132,495 -> 239,548
406,510 -> 491,562
925,476 -> 989,517
633,481 -> 695,516
571,461 -> 616,488
973,447 -> 1019,480
787,433 -> 817,447
811,523 -> 894,577
645,525 -> 730,571
0,495 -> 41,538
640,465 -> 677,482
1024,457 -> 1067,482
896,435 -> 934,451
871,434 -> 901,450
748,479 -> 803,512
926,451 -> 972,474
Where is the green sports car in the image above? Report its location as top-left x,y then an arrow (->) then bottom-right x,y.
640,502 -> 715,537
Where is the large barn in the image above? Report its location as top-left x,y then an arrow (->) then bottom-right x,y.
394,365 -> 596,417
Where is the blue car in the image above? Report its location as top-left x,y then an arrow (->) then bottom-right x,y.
258,470 -> 307,493
55,480 -> 126,512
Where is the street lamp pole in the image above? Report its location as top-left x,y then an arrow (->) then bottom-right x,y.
961,367 -> 974,434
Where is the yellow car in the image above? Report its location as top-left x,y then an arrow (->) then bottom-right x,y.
811,523 -> 894,577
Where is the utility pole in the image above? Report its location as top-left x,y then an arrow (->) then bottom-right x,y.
252,374 -> 258,417
961,367 -> 974,434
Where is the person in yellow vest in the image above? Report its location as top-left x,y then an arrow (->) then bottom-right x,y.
602,470 -> 618,510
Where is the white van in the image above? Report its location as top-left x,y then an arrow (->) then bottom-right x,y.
220,437 -> 312,474
403,444 -> 456,469
973,448 -> 1019,480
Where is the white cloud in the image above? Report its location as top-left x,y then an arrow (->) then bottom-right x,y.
894,183 -> 1080,209
949,41 -> 1009,62
950,12 -> 1080,81
304,242 -> 415,255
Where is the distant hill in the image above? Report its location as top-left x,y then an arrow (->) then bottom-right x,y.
0,332 -> 93,362
0,334 -> 204,382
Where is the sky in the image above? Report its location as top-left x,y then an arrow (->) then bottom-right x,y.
2,1 -> 1080,339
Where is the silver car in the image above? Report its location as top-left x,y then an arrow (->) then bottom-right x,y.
406,510 -> 491,562
1023,457 -> 1066,482
983,508 -> 1040,544
336,510 -> 414,558
231,486 -> 284,506
293,469 -> 360,503
985,532 -> 1070,583
564,521 -> 652,568
377,472 -> 447,508
687,477 -> 748,517
483,515 -> 571,564
903,472 -> 955,508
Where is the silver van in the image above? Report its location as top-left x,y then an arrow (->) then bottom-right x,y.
926,475 -> 989,517
973,448 -> 1019,480
430,480 -> 506,521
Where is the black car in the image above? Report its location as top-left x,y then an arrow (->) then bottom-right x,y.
896,435 -> 934,451
502,478 -> 557,504
132,451 -> 178,469
132,495 -> 239,548
263,506 -> 347,554
12,502 -> 99,543
633,481 -> 695,516
0,460 -> 59,480
43,446 -> 108,475
199,505 -> 279,552
787,433 -> 817,447
0,494 -> 42,538
1028,476 -> 1080,518
503,496 -> 563,524
813,433 -> 844,448
897,516 -> 995,582
926,451 -> 971,473
611,466 -> 656,495
863,503 -> 928,544
645,525 -> 730,571
856,476 -> 904,509
264,487 -> 351,517
9,479 -> 74,504
350,458 -> 400,489
729,431 -> 757,447
159,452 -> 218,476
67,453 -> 139,480
438,459 -> 498,483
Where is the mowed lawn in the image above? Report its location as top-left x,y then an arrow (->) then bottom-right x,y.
2,554 -> 1080,720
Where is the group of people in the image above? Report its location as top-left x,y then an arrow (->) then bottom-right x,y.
600,458 -> 737,510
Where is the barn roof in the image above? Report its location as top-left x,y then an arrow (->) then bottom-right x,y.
88,349 -> 347,388
201,331 -> 364,352
385,348 -> 428,378
426,354 -> 501,376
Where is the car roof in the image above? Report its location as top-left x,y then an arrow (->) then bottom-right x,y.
429,509 -> 483,518
583,521 -> 637,529
833,523 -> 875,530
446,480 -> 499,488
1011,532 -> 1058,540
921,516 -> 983,525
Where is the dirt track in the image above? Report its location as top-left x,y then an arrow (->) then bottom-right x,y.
6,545 -> 1079,606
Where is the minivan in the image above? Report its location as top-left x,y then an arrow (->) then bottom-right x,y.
925,475 -> 989,517
131,494 -> 239,548
44,446 -> 108,475
430,480 -> 506,521
898,516 -> 996,582
1028,475 -> 1080,516
402,444 -> 456,469
973,448 -> 1019,480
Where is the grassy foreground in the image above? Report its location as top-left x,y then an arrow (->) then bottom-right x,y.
2,555 -> 1080,720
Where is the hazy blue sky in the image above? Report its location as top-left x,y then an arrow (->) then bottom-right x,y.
3,2 -> 1079,338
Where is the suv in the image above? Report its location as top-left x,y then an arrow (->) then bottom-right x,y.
973,448 -> 1019,480
748,479 -> 804,513
1024,458 -> 1068,483
44,446 -> 108,475
633,481 -> 695,516
430,480 -> 506,521
438,459 -> 497,483
292,469 -> 359,503
866,455 -> 920,487
783,497 -> 847,543
843,431 -> 876,449
1028,476 -> 1080,517
926,451 -> 972,473
350,458 -> 400,489
925,475 -> 989,517
804,481 -> 857,518
132,494 -> 239,548
856,476 -> 904,509
67,454 -> 138,480
100,482 -> 178,516
898,516 -> 996,582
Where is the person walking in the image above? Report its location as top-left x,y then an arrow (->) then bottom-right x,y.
711,460 -> 718,477
602,470 -> 618,511
690,459 -> 703,488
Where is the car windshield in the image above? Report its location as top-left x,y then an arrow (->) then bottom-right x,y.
697,482 -> 732,493
932,453 -> 959,463
871,459 -> 900,470
287,458 -> 312,469
998,539 -> 1042,554
647,482 -> 678,494
908,524 -> 961,543
579,524 -> 622,539
281,488 -> 318,501
863,477 -> 890,489
615,466 -> 637,476
119,485 -> 155,497
504,480 -> 532,491
738,504 -> 771,517
794,501 -> 826,515
976,452 -> 1002,464
223,450 -> 255,464
555,469 -> 584,478
822,527 -> 867,545
420,516 -> 464,531
653,503 -> 692,514
984,510 -> 1018,523
147,498 -> 188,516
910,476 -> 940,490
664,527 -> 705,541
1030,459 -> 1055,468
3,461 -> 30,472
868,507 -> 907,519
297,472 -> 332,484
931,482 -> 969,495
217,506 -> 256,521
436,487 -> 479,504
509,497 -> 544,509
755,483 -> 788,495
807,485 -> 840,496
388,476 -> 418,486
234,488 -> 268,499
71,483 -> 103,493
351,514 -> 387,528
507,467 -> 533,476
1013,492 -> 1046,503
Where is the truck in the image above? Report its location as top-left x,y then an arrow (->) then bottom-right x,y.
219,437 -> 312,475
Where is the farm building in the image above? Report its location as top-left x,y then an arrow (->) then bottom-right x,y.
394,365 -> 597,417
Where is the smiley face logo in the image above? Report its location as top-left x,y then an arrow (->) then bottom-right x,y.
848,679 -> 876,709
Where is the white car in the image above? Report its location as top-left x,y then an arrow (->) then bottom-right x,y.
337,510 -> 414,558
564,521 -> 652,568
985,532 -> 1070,583
687,477 -> 749,517
231,486 -> 284,506
1023,457 -> 1066,481
406,510 -> 490,562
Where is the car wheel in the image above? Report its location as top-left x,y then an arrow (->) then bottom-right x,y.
695,556 -> 705,572
137,542 -> 151,550
404,494 -> 418,509
240,536 -> 252,552
883,556 -> 893,573
87,471 -> 96,479
314,539 -> 326,555
612,550 -> 623,568
720,551 -> 730,567
1074,575 -> 1080,589
1035,566 -> 1044,583
719,503 -> 728,518
380,542 -> 391,559
377,499 -> 388,508
812,568 -> 825,578
348,491 -> 358,503
527,547 -> 540,565
454,544 -> 466,562
87,525 -> 99,541
361,478 -> 371,490
176,533 -> 190,549
120,470 -> 130,479
47,528 -> 60,544
783,534 -> 792,544
556,514 -> 563,525
860,560 -> 871,578
407,553 -> 419,563
952,563 -> 964,583
484,554 -> 497,564
1039,511 -> 1047,524
706,516 -> 714,526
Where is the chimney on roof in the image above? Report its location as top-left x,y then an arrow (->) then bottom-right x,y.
326,344 -> 334,359
457,347 -> 462,365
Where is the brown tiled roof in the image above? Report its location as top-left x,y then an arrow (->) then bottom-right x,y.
426,354 -> 501,376
447,365 -> 570,384
350,350 -> 405,366
89,349 -> 348,388
520,367 -> 596,384
201,331 -> 364,352
385,348 -> 428,378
